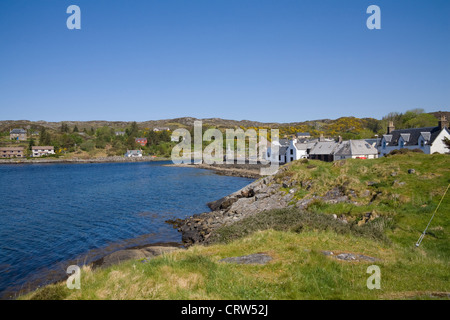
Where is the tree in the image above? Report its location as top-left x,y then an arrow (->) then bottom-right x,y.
28,138 -> 35,151
73,125 -> 79,133
127,122 -> 139,138
443,137 -> 450,152
60,123 -> 69,133
39,127 -> 51,145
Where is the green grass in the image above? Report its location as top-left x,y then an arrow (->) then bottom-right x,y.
21,153 -> 450,300
21,229 -> 449,300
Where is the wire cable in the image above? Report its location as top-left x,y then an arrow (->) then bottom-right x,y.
415,184 -> 449,247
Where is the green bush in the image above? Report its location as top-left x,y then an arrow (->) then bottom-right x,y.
209,207 -> 392,245
80,140 -> 95,152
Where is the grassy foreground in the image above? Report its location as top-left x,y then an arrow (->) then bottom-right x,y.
22,153 -> 449,300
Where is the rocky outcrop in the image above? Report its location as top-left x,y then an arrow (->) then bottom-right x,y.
322,251 -> 379,262
92,245 -> 181,268
169,167 -> 356,247
170,175 -> 295,246
219,253 -> 272,265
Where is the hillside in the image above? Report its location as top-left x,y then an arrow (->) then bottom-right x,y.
21,153 -> 450,300
1,109 -> 446,159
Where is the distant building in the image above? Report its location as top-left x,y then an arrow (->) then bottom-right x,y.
296,132 -> 311,139
10,129 -> 27,141
115,131 -> 125,136
0,147 -> 25,158
377,116 -> 450,156
125,150 -> 143,157
31,146 -> 55,157
153,127 -> 170,132
135,138 -> 148,146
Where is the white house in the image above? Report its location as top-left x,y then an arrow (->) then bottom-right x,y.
124,150 -> 143,157
285,139 -> 309,163
378,116 -> 450,156
32,146 -> 55,157
153,127 -> 170,132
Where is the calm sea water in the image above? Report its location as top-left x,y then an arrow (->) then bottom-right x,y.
0,161 -> 253,298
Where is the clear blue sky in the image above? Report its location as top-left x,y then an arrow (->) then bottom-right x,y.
0,0 -> 449,123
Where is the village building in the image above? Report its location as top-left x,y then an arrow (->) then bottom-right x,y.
0,147 -> 25,158
296,132 -> 311,139
377,115 -> 450,156
31,146 -> 55,157
333,140 -> 379,160
135,138 -> 148,146
153,127 -> 170,132
124,150 -> 143,157
265,138 -> 289,164
308,141 -> 340,162
285,139 -> 309,162
10,129 -> 27,141
115,131 -> 125,136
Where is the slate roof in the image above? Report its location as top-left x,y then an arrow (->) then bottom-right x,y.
10,129 -> 26,134
309,141 -> 340,155
294,143 -> 308,150
334,140 -> 378,156
381,126 -> 448,147
31,146 -> 54,150
279,146 -> 288,155
0,147 -> 24,151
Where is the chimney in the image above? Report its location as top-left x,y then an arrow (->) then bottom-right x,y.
319,133 -> 324,142
387,121 -> 395,134
338,136 -> 342,143
438,114 -> 448,130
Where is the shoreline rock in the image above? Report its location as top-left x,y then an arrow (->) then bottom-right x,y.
91,243 -> 183,269
171,165 -> 358,247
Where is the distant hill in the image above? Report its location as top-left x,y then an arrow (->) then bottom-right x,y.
0,111 -> 447,135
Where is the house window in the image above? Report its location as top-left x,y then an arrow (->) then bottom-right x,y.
290,157 -> 293,162
420,140 -> 424,147
290,149 -> 293,155
267,152 -> 270,158
382,141 -> 386,149
400,141 -> 404,148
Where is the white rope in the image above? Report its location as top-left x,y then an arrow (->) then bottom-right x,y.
415,184 -> 449,247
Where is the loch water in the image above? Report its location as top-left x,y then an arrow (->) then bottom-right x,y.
0,161 -> 254,298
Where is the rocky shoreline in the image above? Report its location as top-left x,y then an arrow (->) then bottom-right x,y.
167,172 -> 293,246
167,164 -> 360,247
0,156 -> 169,165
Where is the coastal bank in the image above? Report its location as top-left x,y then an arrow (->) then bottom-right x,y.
0,155 -> 169,165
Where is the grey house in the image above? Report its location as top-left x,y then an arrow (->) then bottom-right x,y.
10,129 -> 27,141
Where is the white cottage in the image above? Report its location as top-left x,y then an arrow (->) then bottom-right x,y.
32,146 -> 55,157
378,116 -> 449,156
